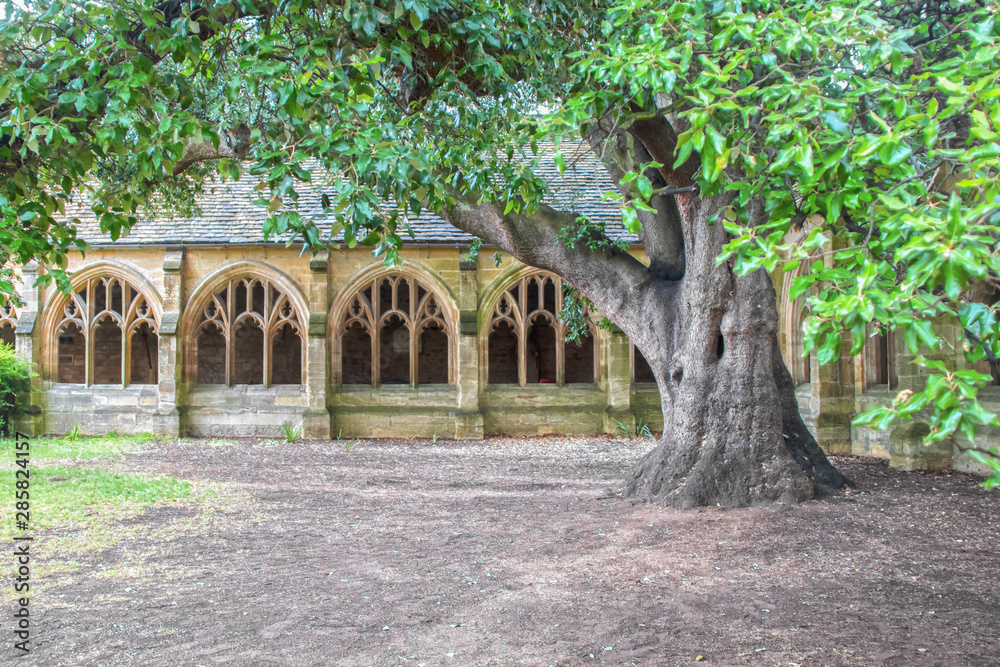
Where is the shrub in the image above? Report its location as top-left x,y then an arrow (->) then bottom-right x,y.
0,342 -> 31,437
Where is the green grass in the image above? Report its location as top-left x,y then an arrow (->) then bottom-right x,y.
612,418 -> 655,439
0,466 -> 191,542
281,421 -> 303,443
0,434 -> 241,602
0,432 -> 166,462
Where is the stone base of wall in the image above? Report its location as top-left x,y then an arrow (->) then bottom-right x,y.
332,406 -> 469,438
184,385 -> 311,438
630,386 -> 663,432
844,388 -> 999,477
40,385 -> 177,436
481,386 -> 606,435
329,385 -> 480,439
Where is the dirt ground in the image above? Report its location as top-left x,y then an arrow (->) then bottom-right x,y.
5,436 -> 999,666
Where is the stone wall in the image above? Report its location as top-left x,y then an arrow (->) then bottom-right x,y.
17,245 -> 663,441
774,260 -> 997,478
42,385 -> 171,435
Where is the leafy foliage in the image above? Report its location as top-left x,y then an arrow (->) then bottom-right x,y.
0,341 -> 31,437
969,447 -> 1000,490
612,417 -> 654,439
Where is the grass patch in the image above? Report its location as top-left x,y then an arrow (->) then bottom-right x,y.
0,466 -> 191,542
0,432 -> 166,462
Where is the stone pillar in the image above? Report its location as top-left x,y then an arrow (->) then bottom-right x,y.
454,259 -> 483,439
889,422 -> 953,471
13,262 -> 42,436
603,326 -> 635,434
158,249 -> 183,436
809,239 -> 858,455
304,251 -> 331,439
812,333 -> 856,456
887,316 -> 963,470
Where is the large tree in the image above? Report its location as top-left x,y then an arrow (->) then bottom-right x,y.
2,0 -> 999,504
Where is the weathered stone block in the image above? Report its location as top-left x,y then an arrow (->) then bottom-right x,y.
889,422 -> 953,472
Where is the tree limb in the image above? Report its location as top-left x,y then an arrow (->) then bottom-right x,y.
441,196 -> 665,345
584,115 -> 686,280
172,126 -> 254,176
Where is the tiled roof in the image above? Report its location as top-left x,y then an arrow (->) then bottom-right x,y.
68,141 -> 634,246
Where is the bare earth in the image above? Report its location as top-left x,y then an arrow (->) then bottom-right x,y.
6,436 -> 1000,666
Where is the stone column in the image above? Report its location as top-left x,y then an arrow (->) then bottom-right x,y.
603,326 -> 635,434
158,249 -> 183,436
888,316 -> 963,470
454,259 -> 483,439
304,251 -> 331,439
812,331 -> 856,456
14,262 -> 43,436
809,239 -> 857,455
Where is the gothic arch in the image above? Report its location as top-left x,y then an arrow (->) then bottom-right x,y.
329,262 -> 458,386
182,261 -> 309,387
480,265 -> 599,386
40,261 -> 163,385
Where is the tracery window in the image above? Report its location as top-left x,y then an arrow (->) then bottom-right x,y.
194,278 -> 304,386
337,274 -> 452,386
0,302 -> 17,347
55,277 -> 159,385
486,271 -> 597,386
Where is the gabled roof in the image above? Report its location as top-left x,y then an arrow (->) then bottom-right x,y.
69,142 -> 633,246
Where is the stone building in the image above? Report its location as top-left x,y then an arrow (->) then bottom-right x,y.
6,149 -> 996,476
9,150 -> 664,441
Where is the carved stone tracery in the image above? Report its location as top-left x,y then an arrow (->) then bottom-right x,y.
194,277 -> 304,386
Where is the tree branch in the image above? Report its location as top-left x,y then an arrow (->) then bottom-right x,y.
172,126 -> 254,176
584,115 -> 686,280
441,196 -> 666,345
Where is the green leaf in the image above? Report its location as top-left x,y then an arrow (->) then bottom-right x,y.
821,110 -> 850,135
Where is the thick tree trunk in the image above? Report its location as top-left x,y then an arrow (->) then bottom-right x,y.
443,128 -> 851,508
621,192 -> 849,507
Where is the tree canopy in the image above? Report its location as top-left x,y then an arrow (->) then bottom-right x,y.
1,0 -> 999,490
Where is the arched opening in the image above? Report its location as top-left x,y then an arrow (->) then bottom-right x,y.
866,326 -> 897,390
0,302 -> 18,348
334,272 -> 454,388
488,321 -> 519,385
129,322 -> 158,385
418,321 -> 449,385
192,277 -> 304,387
486,270 -> 599,387
232,319 -> 264,385
564,330 -> 595,384
58,322 -> 86,383
196,323 -> 227,385
92,316 -> 122,385
341,322 -> 372,385
49,274 -> 160,387
526,317 -> 557,384
379,315 -> 410,385
271,323 -> 303,385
